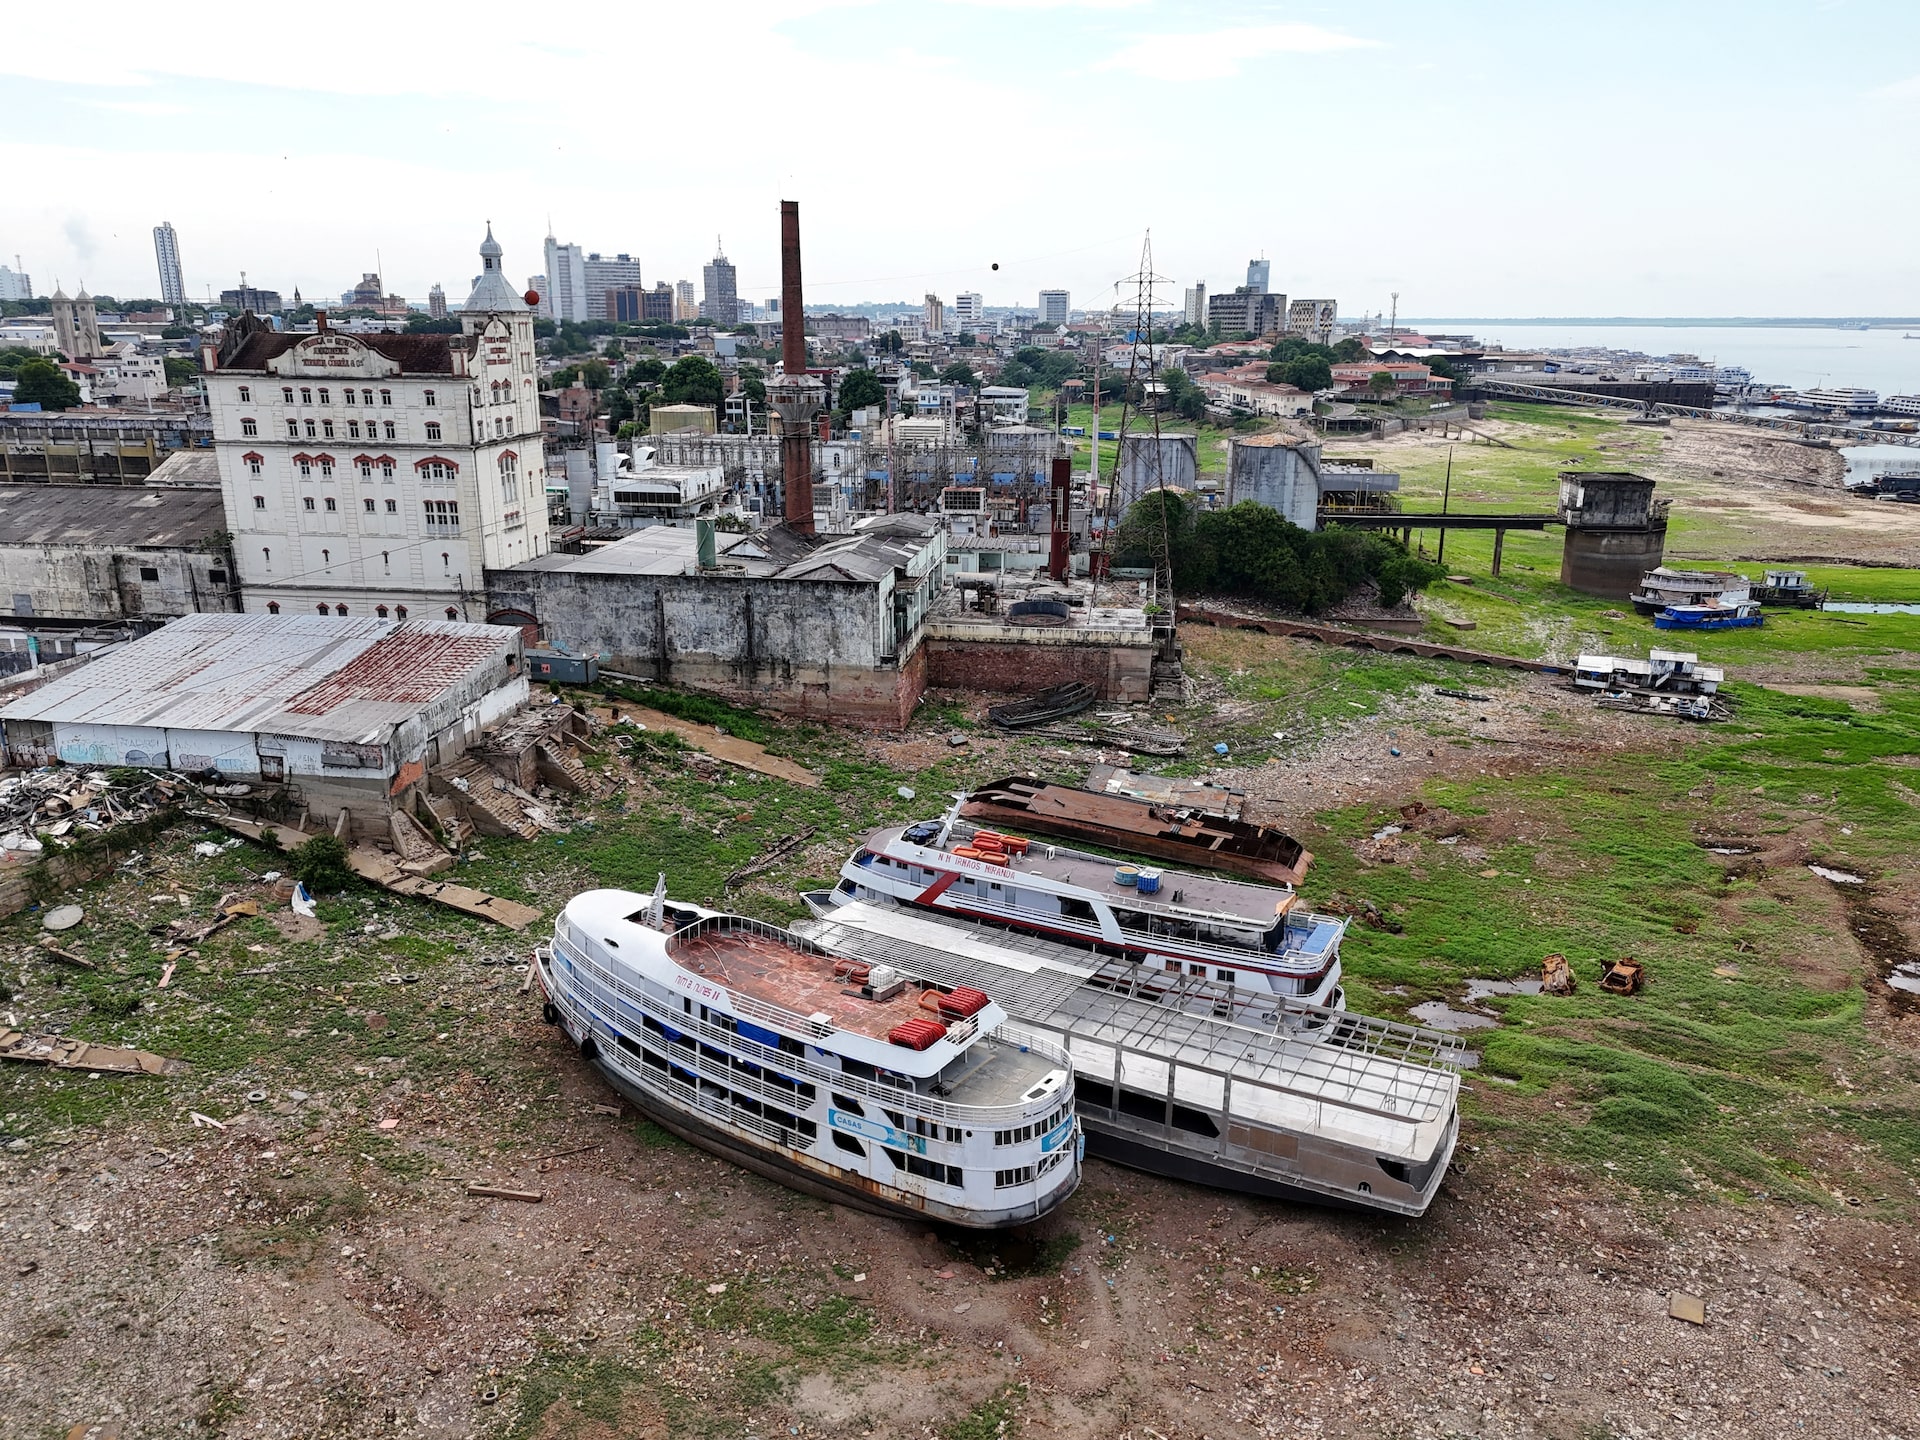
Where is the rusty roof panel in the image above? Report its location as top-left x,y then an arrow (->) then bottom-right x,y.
0,612 -> 517,743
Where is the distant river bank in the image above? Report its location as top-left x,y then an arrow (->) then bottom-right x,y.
1408,322 -> 1920,396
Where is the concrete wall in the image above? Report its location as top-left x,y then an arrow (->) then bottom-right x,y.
1,544 -> 238,622
1561,524 -> 1668,600
487,567 -> 925,727
1115,434 -> 1198,510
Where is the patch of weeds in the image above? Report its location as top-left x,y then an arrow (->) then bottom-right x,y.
603,682 -> 771,744
939,1384 -> 1027,1440
500,1355 -> 637,1440
1254,1265 -> 1318,1296
632,1119 -> 691,1151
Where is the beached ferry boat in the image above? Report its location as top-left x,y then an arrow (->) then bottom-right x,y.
1653,599 -> 1764,631
810,803 -> 1346,1010
538,887 -> 1080,1228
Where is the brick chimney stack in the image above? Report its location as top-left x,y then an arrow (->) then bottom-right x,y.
769,200 -> 824,536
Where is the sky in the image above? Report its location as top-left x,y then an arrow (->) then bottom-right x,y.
5,0 -> 1919,319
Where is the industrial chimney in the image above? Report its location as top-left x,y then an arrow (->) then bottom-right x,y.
768,200 -> 825,536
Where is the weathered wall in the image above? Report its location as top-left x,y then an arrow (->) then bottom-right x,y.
1561,525 -> 1668,600
487,567 -> 926,727
924,634 -> 1152,703
0,544 -> 237,621
1227,441 -> 1320,529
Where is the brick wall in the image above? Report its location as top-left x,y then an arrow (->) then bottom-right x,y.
924,637 -> 1151,702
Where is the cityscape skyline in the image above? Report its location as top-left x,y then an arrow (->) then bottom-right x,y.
4,2 -> 1916,316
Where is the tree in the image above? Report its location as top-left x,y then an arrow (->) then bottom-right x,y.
603,341 -> 625,360
661,355 -> 724,407
623,356 -> 666,388
939,361 -> 976,387
910,359 -> 935,380
838,368 -> 885,414
550,365 -> 580,390
1367,371 -> 1398,402
162,356 -> 199,388
1424,355 -> 1461,382
405,315 -> 462,334
290,833 -> 355,893
955,331 -> 976,349
604,387 -> 635,426
160,324 -> 192,340
1269,356 -> 1332,392
579,359 -> 612,391
1331,337 -> 1366,363
1158,366 -> 1206,423
737,364 -> 766,406
12,358 -> 79,411
876,330 -> 904,354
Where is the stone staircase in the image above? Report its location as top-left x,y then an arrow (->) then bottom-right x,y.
388,808 -> 455,876
433,759 -> 543,842
536,741 -> 591,794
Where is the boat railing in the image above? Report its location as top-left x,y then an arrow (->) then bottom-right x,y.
550,932 -> 1071,1128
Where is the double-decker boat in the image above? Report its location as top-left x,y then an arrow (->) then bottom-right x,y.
537,887 -> 1080,1228
808,802 -> 1346,1011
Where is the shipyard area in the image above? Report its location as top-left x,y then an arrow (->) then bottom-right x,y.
4,392 -> 1920,1439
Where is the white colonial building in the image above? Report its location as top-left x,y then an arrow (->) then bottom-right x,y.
204,228 -> 549,619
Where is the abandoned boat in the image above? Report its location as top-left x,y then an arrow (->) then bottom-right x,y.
986,682 -> 1097,730
809,801 -> 1345,1009
800,901 -> 1461,1218
1652,600 -> 1763,631
538,887 -> 1080,1228
959,774 -> 1313,886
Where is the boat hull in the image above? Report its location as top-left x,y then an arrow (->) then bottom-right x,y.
587,1056 -> 1076,1229
1080,1102 -> 1457,1218
960,801 -> 1311,887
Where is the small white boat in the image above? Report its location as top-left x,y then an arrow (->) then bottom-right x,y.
538,886 -> 1080,1228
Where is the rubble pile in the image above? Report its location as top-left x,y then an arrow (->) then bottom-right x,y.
0,767 -> 187,863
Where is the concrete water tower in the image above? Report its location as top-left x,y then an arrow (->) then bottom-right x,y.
1558,471 -> 1669,599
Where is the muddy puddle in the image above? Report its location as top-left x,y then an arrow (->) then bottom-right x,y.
1464,978 -> 1543,1001
1410,1001 -> 1499,1032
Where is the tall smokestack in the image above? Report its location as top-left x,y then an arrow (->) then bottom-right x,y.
770,200 -> 823,535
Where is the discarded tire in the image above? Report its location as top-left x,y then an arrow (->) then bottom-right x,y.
541,1002 -> 559,1026
579,1035 -> 598,1062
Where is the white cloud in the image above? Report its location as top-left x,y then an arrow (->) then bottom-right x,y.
1095,21 -> 1378,78
80,99 -> 192,116
1868,72 -> 1920,101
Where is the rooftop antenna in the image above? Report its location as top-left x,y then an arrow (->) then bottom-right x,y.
1389,291 -> 1399,346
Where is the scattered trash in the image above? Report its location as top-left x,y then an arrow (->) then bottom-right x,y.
723,827 -> 820,891
946,733 -> 970,748
157,962 -> 177,989
465,1183 -> 544,1203
1464,977 -> 1543,1001
952,1301 -> 972,1314
706,1282 -> 728,1295
37,939 -> 97,971
261,870 -> 282,882
289,882 -> 317,918
0,1030 -> 182,1076
193,842 -> 222,858
377,1118 -> 400,1132
1599,957 -> 1645,995
897,786 -> 916,801
1668,1291 -> 1707,1325
1433,688 -> 1491,702
1541,953 -> 1576,995
1808,865 -> 1864,885
1371,824 -> 1404,842
41,905 -> 84,932
189,1112 -> 227,1130
1213,742 -> 1230,756
247,1090 -> 269,1103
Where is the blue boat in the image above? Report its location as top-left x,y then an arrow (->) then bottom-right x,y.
1654,601 -> 1764,631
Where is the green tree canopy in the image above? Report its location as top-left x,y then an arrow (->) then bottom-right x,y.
1367,371 -> 1397,400
603,341 -> 625,360
162,356 -> 199,387
623,356 -> 667,388
12,357 -> 80,411
1158,366 -> 1206,422
580,359 -> 612,391
876,330 -> 904,354
549,365 -> 580,389
910,359 -> 935,379
1331,337 -> 1366,363
661,355 -> 724,407
737,364 -> 766,406
1268,356 -> 1332,392
939,361 -> 977,387
838,367 -> 886,414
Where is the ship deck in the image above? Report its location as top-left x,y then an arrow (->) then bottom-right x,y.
667,925 -> 931,1042
893,826 -> 1296,924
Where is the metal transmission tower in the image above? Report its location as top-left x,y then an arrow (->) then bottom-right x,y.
1095,233 -> 1178,616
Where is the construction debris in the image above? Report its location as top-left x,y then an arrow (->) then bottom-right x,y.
37,939 -> 96,971
0,1029 -> 184,1076
588,702 -> 818,788
1541,953 -> 1575,995
1668,1291 -> 1707,1325
465,1183 -> 544,1203
1599,957 -> 1645,995
41,904 -> 84,931
723,827 -> 820,890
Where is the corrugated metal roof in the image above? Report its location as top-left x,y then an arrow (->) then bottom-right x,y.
0,612 -> 516,743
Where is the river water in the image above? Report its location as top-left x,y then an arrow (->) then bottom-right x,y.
1408,322 -> 1920,396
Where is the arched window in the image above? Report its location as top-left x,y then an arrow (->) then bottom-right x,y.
335,604 -> 348,616
445,607 -> 458,620
318,387 -> 330,404
238,385 -> 252,403
344,388 -> 356,406
261,546 -> 271,568
395,604 -> 408,620
319,458 -> 334,477
361,388 -> 374,405
498,451 -> 519,500
241,417 -> 257,437
423,389 -> 436,407
376,604 -> 389,618
266,600 -> 280,614
379,388 -> 392,406
316,602 -> 329,615
282,386 -> 294,403
299,387 -> 312,404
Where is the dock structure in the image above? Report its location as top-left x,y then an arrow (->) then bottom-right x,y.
799,902 -> 1463,1216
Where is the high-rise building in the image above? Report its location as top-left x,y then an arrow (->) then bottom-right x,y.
427,284 -> 448,320
608,287 -> 645,323
1246,258 -> 1270,294
673,280 -> 696,322
642,283 -> 675,323
1285,299 -> 1338,346
0,263 -> 31,302
1207,288 -> 1283,338
205,226 -> 550,617
50,287 -> 102,358
220,279 -> 285,314
923,293 -> 945,336
582,252 -> 642,321
701,244 -> 738,324
1183,283 -> 1207,328
543,235 -> 587,321
153,222 -> 187,307
953,291 -> 982,328
1037,289 -> 1070,326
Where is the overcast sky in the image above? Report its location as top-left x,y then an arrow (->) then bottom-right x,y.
5,0 -> 1917,318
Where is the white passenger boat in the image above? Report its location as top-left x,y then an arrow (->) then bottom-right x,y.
810,805 -> 1346,1010
538,887 -> 1080,1228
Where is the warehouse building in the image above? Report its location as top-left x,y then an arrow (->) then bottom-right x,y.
0,612 -> 527,827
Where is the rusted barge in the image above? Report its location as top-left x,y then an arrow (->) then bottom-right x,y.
959,774 -> 1313,887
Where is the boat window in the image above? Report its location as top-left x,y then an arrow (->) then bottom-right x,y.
1074,1077 -> 1115,1109
994,1166 -> 1036,1189
832,1093 -> 865,1117
835,878 -> 857,895
1189,964 -> 1206,977
1171,1104 -> 1220,1138
831,1131 -> 866,1157
1113,908 -> 1151,934
1218,970 -> 1236,985
1060,898 -> 1096,922
841,1058 -> 877,1082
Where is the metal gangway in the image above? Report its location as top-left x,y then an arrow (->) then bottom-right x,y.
1476,378 -> 1920,448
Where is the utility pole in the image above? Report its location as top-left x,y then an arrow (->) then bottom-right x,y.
1388,292 -> 1399,348
1437,445 -> 1453,567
